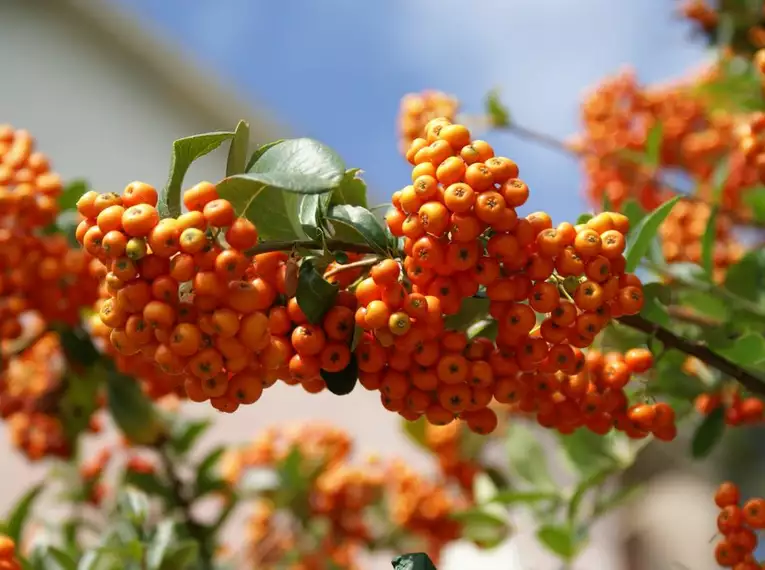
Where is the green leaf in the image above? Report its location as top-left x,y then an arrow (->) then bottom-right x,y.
724,250 -> 765,302
712,332 -> 765,366
401,416 -> 428,451
593,483 -> 642,519
444,297 -> 491,331
296,258 -> 339,324
56,326 -> 102,367
169,418 -> 211,455
117,488 -> 149,526
450,508 -> 510,548
330,168 -> 368,208
146,520 -> 176,570
650,350 -> 708,400
298,193 -> 331,242
195,446 -> 227,496
558,430 -> 619,478
675,289 -> 729,322
701,205 -> 718,278
567,466 -> 618,525
490,490 -> 560,506
645,122 -> 663,166
325,204 -> 389,254
743,186 -> 765,222
622,199 -> 646,228
159,541 -> 199,570
225,120 -> 250,176
124,470 -> 169,498
158,131 -> 235,218
218,140 -> 347,240
57,369 -> 102,445
536,525 -> 579,561
3,484 -> 43,544
106,370 -> 167,447
58,180 -> 90,212
712,157 -> 732,202
640,282 -> 671,327
467,319 -> 498,341
625,195 -> 681,271
472,472 -> 498,505
45,546 -> 78,570
245,140 -> 285,172
485,89 -> 511,128
505,423 -> 555,490
391,553 -> 438,570
321,354 -> 359,396
576,213 -> 593,225
691,406 -> 726,459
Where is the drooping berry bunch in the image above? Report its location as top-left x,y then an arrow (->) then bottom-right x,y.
713,481 -> 765,569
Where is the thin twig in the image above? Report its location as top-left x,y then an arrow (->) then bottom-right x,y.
323,257 -> 382,279
617,313 -> 765,396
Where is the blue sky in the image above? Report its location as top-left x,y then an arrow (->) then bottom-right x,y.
111,0 -> 708,225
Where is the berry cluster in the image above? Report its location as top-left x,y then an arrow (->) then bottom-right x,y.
223,423 -> 467,567
0,535 -> 21,570
713,481 -> 765,568
397,91 -> 459,155
375,116 -> 656,436
695,386 -> 765,427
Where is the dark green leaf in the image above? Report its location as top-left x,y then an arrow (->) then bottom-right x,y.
701,205 -> 718,278
743,186 -> 765,222
225,120 -> 250,176
350,325 -> 364,352
576,213 -> 593,225
321,354 -> 358,396
537,525 -> 578,560
3,484 -> 43,544
485,89 -> 511,128
443,297 -> 491,331
724,250 -> 765,302
650,350 -> 707,401
124,470 -> 169,498
450,508 -> 510,548
505,423 -> 555,489
645,123 -> 663,166
159,131 -> 235,218
106,370 -> 167,447
712,332 -> 765,366
401,416 -> 428,451
57,369 -> 102,444
296,258 -> 339,324
330,168 -> 368,208
56,325 -> 102,367
691,406 -> 726,459
169,419 -> 211,455
625,195 -> 681,271
58,180 -> 90,212
640,282 -> 671,327
46,546 -> 78,570
325,204 -> 389,254
490,490 -> 560,506
195,446 -> 227,496
391,553 -> 438,570
159,541 -> 198,570
622,199 -> 646,229
245,140 -> 285,172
